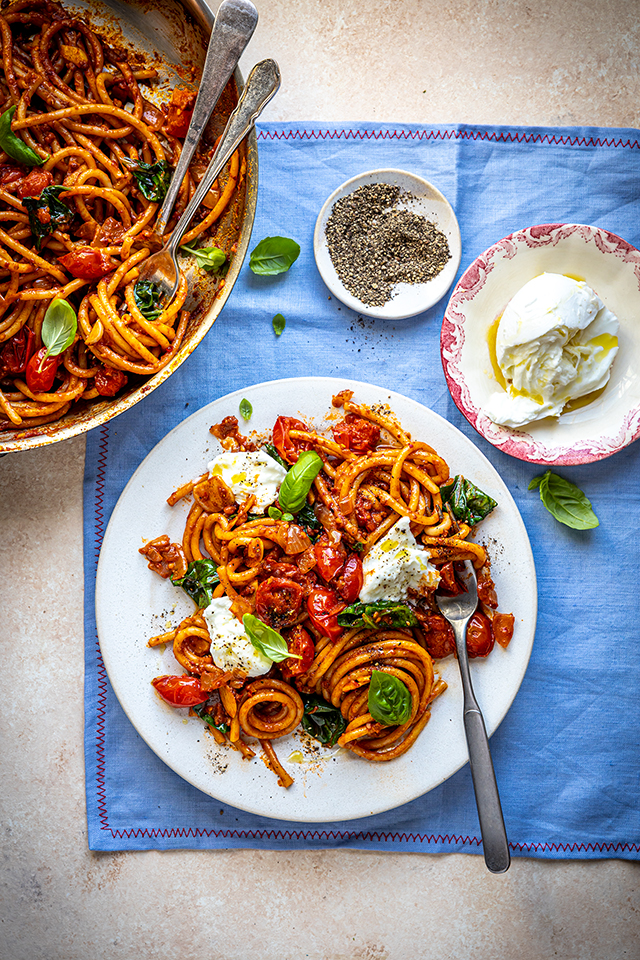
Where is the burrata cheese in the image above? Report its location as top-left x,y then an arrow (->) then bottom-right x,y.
202,596 -> 272,677
359,516 -> 440,602
207,450 -> 287,513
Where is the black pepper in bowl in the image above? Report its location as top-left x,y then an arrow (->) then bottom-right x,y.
324,183 -> 451,307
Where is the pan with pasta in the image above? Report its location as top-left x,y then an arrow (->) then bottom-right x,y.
0,0 -> 257,452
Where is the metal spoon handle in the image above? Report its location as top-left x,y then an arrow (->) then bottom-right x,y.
167,58 -> 281,256
155,0 -> 259,236
453,619 -> 511,874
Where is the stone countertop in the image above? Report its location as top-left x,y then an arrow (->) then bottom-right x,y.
1,1 -> 639,958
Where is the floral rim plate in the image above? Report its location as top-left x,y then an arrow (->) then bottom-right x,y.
441,223 -> 640,465
313,169 -> 462,320
95,377 -> 537,822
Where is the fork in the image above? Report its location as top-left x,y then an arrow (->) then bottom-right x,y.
136,58 -> 281,303
436,561 -> 511,873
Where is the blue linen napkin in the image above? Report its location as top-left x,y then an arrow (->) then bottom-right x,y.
83,121 -> 640,856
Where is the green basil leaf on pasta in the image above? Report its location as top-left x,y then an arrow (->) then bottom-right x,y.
250,236 -> 300,275
41,299 -> 77,358
528,470 -> 599,529
181,242 -> 228,274
337,600 -> 419,630
23,185 -> 73,250
239,398 -> 252,421
301,694 -> 346,746
171,559 -> 220,608
242,614 -> 301,662
368,670 -> 412,726
440,475 -> 497,525
272,313 -> 286,335
133,280 -> 163,320
0,107 -> 44,166
277,450 -> 323,514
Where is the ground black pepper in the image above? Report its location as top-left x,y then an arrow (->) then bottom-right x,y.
324,183 -> 451,307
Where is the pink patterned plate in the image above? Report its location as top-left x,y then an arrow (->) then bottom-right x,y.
441,223 -> 640,464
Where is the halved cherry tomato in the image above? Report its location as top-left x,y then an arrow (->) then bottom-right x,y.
151,675 -> 209,706
492,612 -> 514,648
422,613 -> 456,659
306,587 -> 346,641
466,611 -> 494,658
58,247 -> 116,280
25,347 -> 59,392
0,326 -> 35,375
332,414 -> 380,453
437,561 -> 464,596
335,553 -> 363,603
281,625 -> 315,681
0,163 -> 25,186
272,415 -> 312,464
15,169 -> 54,199
313,533 -> 346,583
94,365 -> 128,396
255,576 -> 304,629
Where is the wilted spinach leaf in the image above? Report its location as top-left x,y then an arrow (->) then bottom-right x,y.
192,701 -> 229,734
133,280 -> 163,320
263,443 -> 288,470
131,159 -> 170,202
440,475 -> 497,525
171,559 -> 219,608
23,185 -> 73,250
337,600 -> 419,630
301,694 -> 346,747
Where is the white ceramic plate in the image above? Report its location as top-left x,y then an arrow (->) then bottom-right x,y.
442,223 -> 640,464
313,170 -> 462,320
95,377 -> 537,822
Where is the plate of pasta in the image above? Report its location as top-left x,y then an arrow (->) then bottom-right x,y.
95,377 -> 537,822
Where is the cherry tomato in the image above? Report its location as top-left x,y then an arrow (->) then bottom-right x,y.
94,365 -> 128,396
165,88 -> 197,138
313,534 -> 346,583
25,347 -> 59,392
492,612 -> 515,648
58,247 -> 116,280
466,611 -> 494,658
15,169 -> 54,199
255,576 -> 304,629
0,326 -> 35,375
422,613 -> 456,659
335,553 -> 363,603
280,625 -> 315,680
332,414 -> 380,453
306,587 -> 346,641
437,561 -> 464,595
151,675 -> 208,706
272,415 -> 312,464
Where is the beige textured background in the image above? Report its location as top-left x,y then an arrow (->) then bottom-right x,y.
2,1 -> 639,958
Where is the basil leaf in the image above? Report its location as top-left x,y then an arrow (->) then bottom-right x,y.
130,159 -> 170,202
239,398 -> 252,421
268,506 -> 293,521
368,670 -> 412,726
171,559 -> 219,608
272,313 -> 286,335
41,298 -> 77,358
192,701 -> 229,734
278,450 -> 323,514
337,600 -> 419,630
528,470 -> 599,530
263,443 -> 288,470
250,236 -> 300,275
440,475 -> 497,525
0,107 -> 43,166
23,185 -> 73,250
181,242 -> 228,275
301,694 -> 346,747
242,614 -> 301,662
133,280 -> 163,320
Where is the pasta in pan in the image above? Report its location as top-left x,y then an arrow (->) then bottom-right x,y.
140,391 -> 515,788
0,0 -> 242,431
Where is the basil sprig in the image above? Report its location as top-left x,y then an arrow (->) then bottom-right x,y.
40,298 -> 77,358
242,614 -> 301,663
278,450 -> 323,514
171,559 -> 220,608
130,159 -> 170,202
440,475 -> 497,525
337,600 -> 419,630
301,694 -> 346,747
181,242 -> 228,275
23,185 -> 73,249
250,236 -> 300,275
0,106 -> 43,166
528,471 -> 599,529
268,506 -> 294,522
368,670 -> 412,726
133,280 -> 163,320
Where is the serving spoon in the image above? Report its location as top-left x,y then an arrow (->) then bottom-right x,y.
435,561 -> 511,874
154,0 -> 259,236
136,58 -> 281,303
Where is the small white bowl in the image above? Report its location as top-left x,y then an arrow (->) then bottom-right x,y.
441,223 -> 640,465
313,169 -> 461,320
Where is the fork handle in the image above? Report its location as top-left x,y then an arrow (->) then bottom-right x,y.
155,0 -> 259,236
454,620 -> 511,874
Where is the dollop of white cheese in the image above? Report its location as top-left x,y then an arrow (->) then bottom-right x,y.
359,516 -> 440,603
207,450 -> 287,513
484,273 -> 619,428
202,596 -> 272,677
